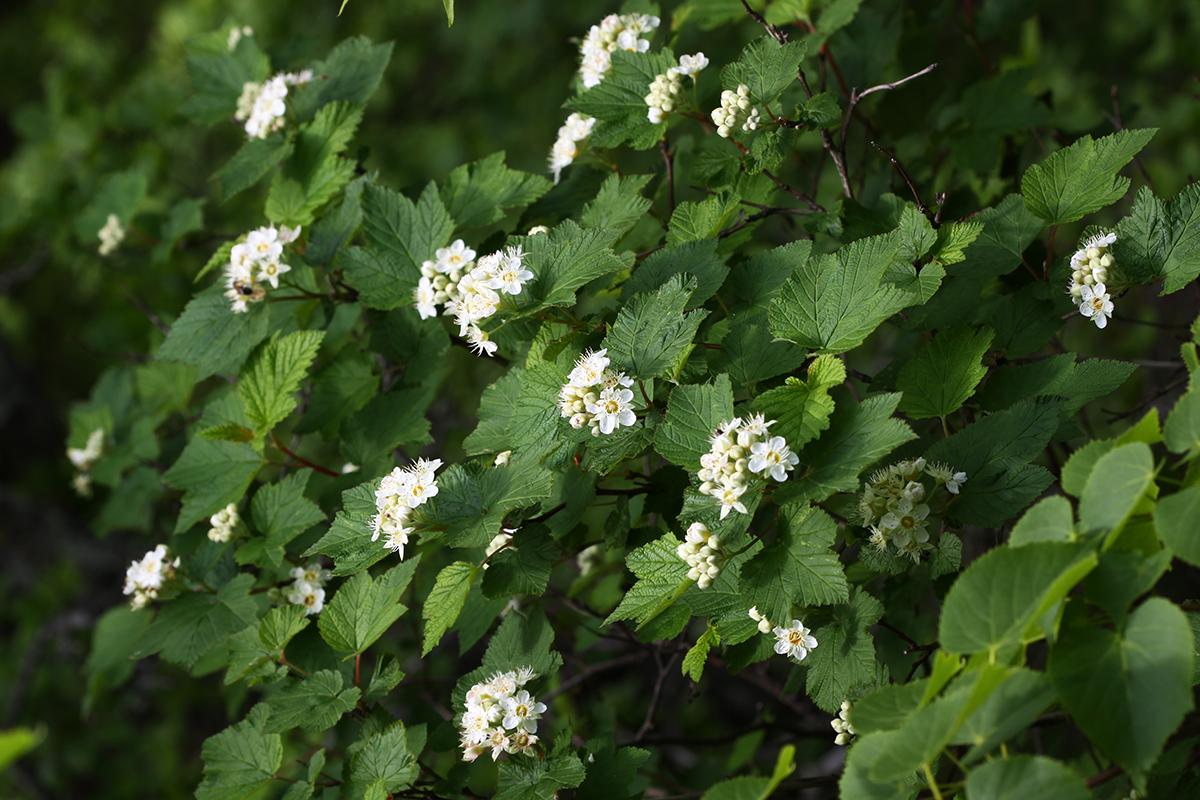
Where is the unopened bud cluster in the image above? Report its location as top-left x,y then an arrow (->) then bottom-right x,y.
123,545 -> 179,610
698,414 -> 798,519
858,458 -> 967,564
370,458 -> 442,559
548,112 -> 596,184
645,70 -> 684,123
234,70 -> 313,140
223,224 -> 301,312
831,700 -> 857,745
578,13 -> 660,89
284,561 -> 331,616
676,522 -> 725,588
711,84 -> 760,138
558,348 -> 638,436
413,239 -> 533,357
207,503 -> 242,543
459,667 -> 546,762
98,214 -> 125,257
1067,232 -> 1117,330
67,428 -> 105,497
747,606 -> 774,634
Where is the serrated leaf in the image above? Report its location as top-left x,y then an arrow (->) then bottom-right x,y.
929,220 -> 983,266
495,749 -> 586,800
363,655 -> 404,704
296,37 -> 393,116
581,174 -> 653,234
339,388 -> 434,470
158,284 -> 272,381
952,194 -> 1043,279
667,192 -> 740,245
1021,128 -> 1156,225
1115,184 -> 1200,293
441,152 -> 552,229
655,374 -> 735,470
574,742 -> 650,800
525,220 -> 625,310
265,670 -> 361,734
293,349 -> 379,439
752,354 -> 845,451
249,472 -> 326,567
181,34 -> 269,124
683,624 -> 720,682
319,561 -> 417,654
622,239 -> 728,311
351,722 -> 416,792
425,452 -> 554,547
721,37 -> 808,105
164,437 -> 261,533
568,49 -> 676,150
605,534 -> 690,628
1164,388 -> 1200,460
304,480 -> 390,575
422,562 -> 477,655
739,505 -> 849,625
716,312 -> 807,386
258,605 -> 310,653
199,422 -> 257,444
239,331 -> 324,433
796,91 -> 841,128
481,525 -> 557,599
196,706 -> 282,800
462,370 -> 523,455
806,588 -> 885,713
212,134 -> 295,203
897,323 -> 994,419
603,274 -> 707,381
134,574 -> 258,668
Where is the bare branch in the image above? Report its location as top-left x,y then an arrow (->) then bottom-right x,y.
740,0 -> 788,43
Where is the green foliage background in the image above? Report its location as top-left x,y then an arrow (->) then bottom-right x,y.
2,0 -> 1200,798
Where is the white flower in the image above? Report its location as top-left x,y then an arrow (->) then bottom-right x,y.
290,561 -> 331,587
494,450 -> 512,467
123,545 -> 179,609
773,620 -> 819,662
68,428 -> 105,469
748,606 -> 773,633
437,239 -> 476,273
645,70 -> 684,123
568,348 -> 610,387
747,436 -> 799,482
483,531 -> 513,567
415,277 -> 439,319
227,25 -> 252,51
558,113 -> 596,142
500,690 -> 547,733
288,580 -> 326,615
255,258 -> 291,289
711,84 -> 760,138
98,214 -> 125,256
278,224 -> 302,244
207,502 -> 241,543
485,246 -> 534,295
586,386 -> 637,435
672,53 -> 709,78
549,137 -> 578,183
466,325 -> 498,357
718,484 -> 748,520
1079,282 -> 1114,329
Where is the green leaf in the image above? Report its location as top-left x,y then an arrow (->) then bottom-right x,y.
239,331 -> 324,434
683,624 -> 720,682
180,33 -> 269,124
479,607 -> 563,680
199,422 -> 257,444
952,195 -> 1044,279
265,669 -> 361,734
421,562 -> 477,656
319,562 -> 417,654
716,311 -> 807,387
603,274 -> 707,381
938,542 -> 1097,656
441,152 -> 551,229
134,574 -> 258,668
224,627 -> 280,687
212,134 -> 295,203
300,36 -> 394,114
622,239 -> 728,311
85,606 -> 152,713
339,388 -> 434,470
1008,495 -> 1075,547
293,349 -> 379,439
164,438 -> 261,533
581,174 -> 653,235
796,91 -> 841,128
1078,442 -> 1155,539
739,505 -> 849,624
158,284 -> 272,381
351,722 -> 416,792
768,230 -> 911,353
806,588 -> 886,713
964,755 -> 1090,800
928,221 -> 984,266
568,49 -> 676,150
344,182 -> 454,309
574,742 -> 650,800
605,534 -> 690,628
495,749 -> 586,800
196,706 -> 283,800
839,729 -> 913,800
426,452 -> 554,547
304,481 -> 390,576
257,605 -> 310,653
1164,389 -> 1200,460
0,728 -> 40,772
848,681 -> 927,735
952,669 -> 1056,762
667,192 -> 740,245
752,354 -> 845,451
525,220 -> 625,310
305,176 -> 366,267
1021,128 -> 1156,225
655,374 -> 735,470
868,683 -> 973,782
897,323 -> 994,419
363,655 -> 404,703
721,37 -> 808,105
482,525 -> 558,599
462,370 -> 523,455
152,199 -> 206,263
1115,184 -> 1200,293
731,239 -> 811,308
1155,486 -> 1200,567
1048,598 -> 1194,776
266,102 -> 363,227
248,472 -> 326,567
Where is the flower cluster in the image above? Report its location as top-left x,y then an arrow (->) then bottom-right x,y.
286,561 -> 331,616
831,701 -> 856,745
645,70 -> 684,123
698,415 -> 798,519
578,13 -> 660,89
1067,232 -> 1117,329
858,458 -> 966,563
676,522 -> 725,589
557,349 -> 638,436
98,214 -> 125,256
207,503 -> 242,543
234,71 -> 313,139
370,458 -> 443,558
123,545 -> 179,610
67,428 -> 105,497
223,224 -> 300,312
413,240 -> 533,356
711,84 -> 760,138
548,113 -> 596,184
459,668 -> 546,762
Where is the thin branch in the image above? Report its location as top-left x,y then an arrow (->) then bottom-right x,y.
114,276 -> 169,334
631,650 -> 678,743
542,651 -> 650,701
269,431 -> 339,477
870,141 -> 929,216
839,63 -> 938,195
797,69 -> 853,197
740,0 -> 788,43
1085,765 -> 1123,789
0,246 -> 47,293
660,138 -> 676,216
1107,84 -> 1155,190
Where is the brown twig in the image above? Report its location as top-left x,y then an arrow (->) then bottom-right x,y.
740,0 -> 788,43
660,138 -> 676,216
269,431 -> 339,477
839,64 -> 939,196
870,140 -> 930,216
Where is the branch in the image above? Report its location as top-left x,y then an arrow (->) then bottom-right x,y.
740,0 -> 788,43
839,63 -> 938,195
797,69 -> 853,197
870,140 -> 935,220
269,432 -> 339,477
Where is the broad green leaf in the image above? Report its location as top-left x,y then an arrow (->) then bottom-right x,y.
298,36 -> 394,115
1164,389 -> 1200,460
667,192 -> 740,245
481,524 -> 558,599
768,230 -> 910,353
1115,184 -> 1200,293
212,134 -> 295,203
795,90 -> 841,128
1078,442 -> 1155,539
938,542 -> 1097,656
655,374 -> 734,470
164,437 -> 261,533
964,755 -> 1089,800
421,562 -> 477,656
0,728 -> 40,772
1021,128 -> 1156,224
224,627 -> 280,687
495,748 -> 586,800
952,669 -> 1056,762
180,32 -> 270,124
738,505 -> 849,624
952,195 -> 1044,279
574,742 -> 650,800
265,670 -> 361,734
716,311 -> 807,386
239,331 -> 324,434
462,370 -> 523,455
266,102 -> 363,226
339,388 -> 434,471
581,174 -> 653,235
350,722 -> 416,793
569,49 -> 676,150
196,706 -> 282,800
683,624 -> 720,682
1048,597 -> 1194,775
928,221 -> 984,266
363,655 -> 404,703
319,561 -> 417,654
622,239 -> 728,310
848,681 -> 927,735
869,683 -> 973,782
1155,486 -> 1200,567
440,152 -> 551,229
199,423 -> 256,444
896,323 -> 994,419
605,534 -> 690,628
304,176 -> 365,267
85,606 -> 152,713
525,221 -> 625,309
479,607 -> 563,680
292,350 -> 378,440
1008,495 -> 1075,546
247,472 -> 326,567
731,240 -> 811,308
304,481 -> 390,576
257,605 -> 310,653
603,274 -> 707,381
839,729 -> 912,800
752,354 -> 844,451
343,182 -> 454,309
806,588 -> 886,713
1061,438 -> 1117,497
721,37 -> 808,105
425,452 -> 554,547
158,284 -> 272,381
133,574 -> 258,669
